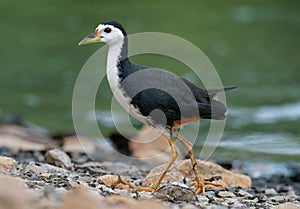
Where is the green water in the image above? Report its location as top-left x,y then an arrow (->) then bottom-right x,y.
1,0 -> 299,161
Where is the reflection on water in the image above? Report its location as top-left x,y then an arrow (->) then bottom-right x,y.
221,133 -> 300,155
230,101 -> 300,126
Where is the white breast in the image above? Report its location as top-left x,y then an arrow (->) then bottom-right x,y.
106,40 -> 148,124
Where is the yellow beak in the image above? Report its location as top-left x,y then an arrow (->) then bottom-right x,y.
78,32 -> 101,46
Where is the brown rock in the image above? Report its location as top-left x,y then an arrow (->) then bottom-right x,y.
0,175 -> 31,209
0,124 -> 56,152
97,174 -> 120,187
24,161 -> 69,177
58,187 -> 103,209
58,187 -> 171,209
274,203 -> 300,209
45,149 -> 72,169
129,126 -> 182,163
142,159 -> 251,189
62,135 -> 97,154
105,195 -> 171,209
97,174 -> 131,190
0,156 -> 18,170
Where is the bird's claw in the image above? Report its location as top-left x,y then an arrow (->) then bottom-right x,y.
117,176 -> 155,192
195,180 -> 225,195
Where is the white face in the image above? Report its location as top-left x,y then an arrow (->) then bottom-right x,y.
96,24 -> 124,45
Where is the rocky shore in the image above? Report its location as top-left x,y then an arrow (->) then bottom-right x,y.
0,121 -> 299,209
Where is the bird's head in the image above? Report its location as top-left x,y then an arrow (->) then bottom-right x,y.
78,21 -> 127,46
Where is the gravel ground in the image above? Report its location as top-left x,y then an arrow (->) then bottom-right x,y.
0,148 -> 299,209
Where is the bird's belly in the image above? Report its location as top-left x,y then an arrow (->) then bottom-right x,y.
111,85 -> 149,124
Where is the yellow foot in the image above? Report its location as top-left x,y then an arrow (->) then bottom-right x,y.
195,180 -> 225,195
117,176 -> 155,192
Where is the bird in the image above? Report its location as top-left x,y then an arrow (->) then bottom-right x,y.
79,20 -> 236,194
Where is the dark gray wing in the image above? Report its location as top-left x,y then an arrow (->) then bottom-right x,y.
120,66 -> 230,125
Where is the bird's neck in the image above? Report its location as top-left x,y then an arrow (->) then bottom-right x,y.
106,37 -> 130,92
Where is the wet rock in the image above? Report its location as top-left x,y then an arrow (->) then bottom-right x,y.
217,191 -> 236,198
0,156 -> 18,170
45,149 -> 72,169
153,184 -> 198,202
143,159 -> 251,190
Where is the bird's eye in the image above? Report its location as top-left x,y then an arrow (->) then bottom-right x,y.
104,27 -> 111,33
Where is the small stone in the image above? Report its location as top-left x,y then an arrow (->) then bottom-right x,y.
153,184 -> 198,202
97,174 -> 129,188
238,190 -> 254,198
224,197 -> 238,205
0,156 -> 18,170
205,204 -> 228,209
256,194 -> 268,202
205,191 -> 215,199
181,203 -> 198,209
217,191 -> 236,198
265,188 -> 278,196
270,195 -> 286,203
45,149 -> 72,169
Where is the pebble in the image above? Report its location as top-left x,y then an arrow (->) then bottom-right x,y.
45,149 -> 73,169
270,196 -> 286,203
205,191 -> 216,199
0,156 -> 18,170
217,191 -> 236,198
154,184 -> 198,202
205,204 -> 228,209
181,204 -> 198,209
97,174 -> 120,187
265,188 -> 278,196
238,190 -> 254,198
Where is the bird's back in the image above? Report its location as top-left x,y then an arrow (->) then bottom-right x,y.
118,62 -> 232,128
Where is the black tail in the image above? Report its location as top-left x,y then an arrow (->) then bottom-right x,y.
199,86 -> 237,120
207,86 -> 237,98
198,100 -> 227,120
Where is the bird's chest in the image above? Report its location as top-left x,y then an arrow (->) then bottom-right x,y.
106,66 -> 148,124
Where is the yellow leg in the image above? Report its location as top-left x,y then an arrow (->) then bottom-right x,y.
118,137 -> 178,192
176,135 -> 222,195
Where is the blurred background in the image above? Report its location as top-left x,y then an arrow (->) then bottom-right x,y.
1,0 -> 299,162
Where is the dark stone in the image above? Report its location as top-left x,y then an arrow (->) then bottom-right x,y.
154,184 -> 198,203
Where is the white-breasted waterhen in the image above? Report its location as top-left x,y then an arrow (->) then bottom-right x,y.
79,20 -> 236,194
